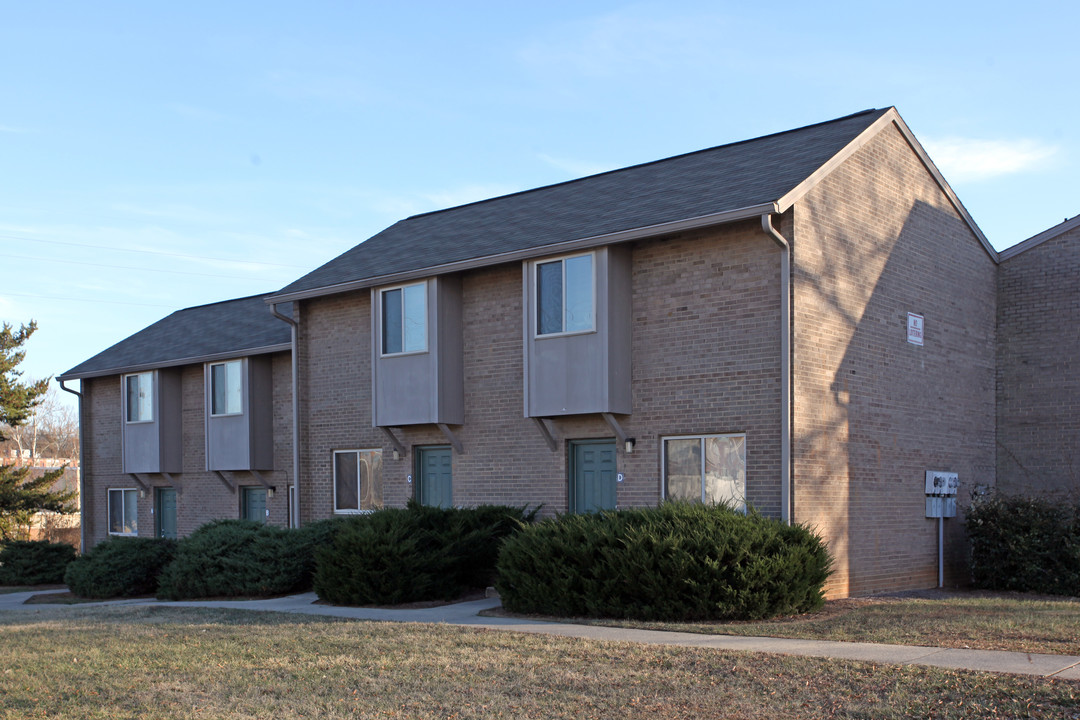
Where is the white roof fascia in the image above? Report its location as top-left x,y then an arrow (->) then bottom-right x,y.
57,343 -> 292,381
999,214 -> 1080,261
776,107 -> 998,263
266,202 -> 779,304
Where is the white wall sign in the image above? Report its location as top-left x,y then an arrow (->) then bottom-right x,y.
907,312 -> 924,346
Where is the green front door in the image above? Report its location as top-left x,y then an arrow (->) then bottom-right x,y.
569,439 -> 617,513
416,446 -> 453,508
156,488 -> 177,539
242,487 -> 267,523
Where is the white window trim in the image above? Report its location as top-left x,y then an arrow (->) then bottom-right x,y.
533,251 -> 597,338
379,281 -> 429,357
333,448 -> 382,514
123,371 -> 154,424
208,359 -> 244,417
108,487 -> 139,536
660,433 -> 747,511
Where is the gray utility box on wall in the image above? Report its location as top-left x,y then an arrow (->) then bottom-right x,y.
924,470 -> 959,517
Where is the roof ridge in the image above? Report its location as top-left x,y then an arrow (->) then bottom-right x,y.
171,291 -> 279,313
403,108 -> 884,222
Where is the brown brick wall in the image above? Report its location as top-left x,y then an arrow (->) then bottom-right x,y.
791,121 -> 997,596
997,225 -> 1080,498
79,351 -> 293,549
295,221 -> 784,521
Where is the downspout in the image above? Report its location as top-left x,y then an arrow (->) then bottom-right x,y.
270,303 -> 301,529
58,379 -> 86,551
761,214 -> 792,525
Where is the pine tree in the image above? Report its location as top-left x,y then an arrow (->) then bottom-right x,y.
0,322 -> 76,540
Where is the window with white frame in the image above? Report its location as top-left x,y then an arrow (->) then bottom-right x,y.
210,360 -> 243,416
333,449 -> 383,513
536,253 -> 594,336
125,372 -> 153,423
108,488 -> 138,535
663,434 -> 746,510
381,283 -> 427,354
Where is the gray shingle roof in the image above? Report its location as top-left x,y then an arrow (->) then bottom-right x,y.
59,294 -> 291,379
275,108 -> 890,298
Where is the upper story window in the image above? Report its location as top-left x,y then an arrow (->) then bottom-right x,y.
125,372 -> 153,423
381,282 -> 427,355
663,433 -> 746,511
210,360 -> 243,416
536,253 -> 594,336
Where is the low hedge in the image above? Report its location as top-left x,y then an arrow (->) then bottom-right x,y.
495,502 -> 832,621
64,537 -> 176,598
156,518 -> 341,600
0,540 -> 77,585
966,493 -> 1080,596
314,502 -> 536,606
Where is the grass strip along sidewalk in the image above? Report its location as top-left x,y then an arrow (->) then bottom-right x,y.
0,604 -> 1077,719
504,591 -> 1080,657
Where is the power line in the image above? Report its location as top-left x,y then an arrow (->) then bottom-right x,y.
0,252 -> 291,280
0,233 -> 313,269
2,291 -> 179,308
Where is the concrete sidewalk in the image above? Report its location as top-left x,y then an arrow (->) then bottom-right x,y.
4,588 -> 1079,680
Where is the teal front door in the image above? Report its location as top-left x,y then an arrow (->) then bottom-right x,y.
569,439 -> 617,513
242,487 -> 267,523
156,488 -> 177,539
417,446 -> 453,508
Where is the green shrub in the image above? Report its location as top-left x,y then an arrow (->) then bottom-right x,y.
64,537 -> 176,598
0,540 -> 77,585
966,493 -> 1080,596
495,502 -> 832,621
314,502 -> 536,606
156,519 -> 341,600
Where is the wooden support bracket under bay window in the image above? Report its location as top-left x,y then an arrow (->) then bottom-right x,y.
601,413 -> 630,445
437,423 -> 464,454
380,426 -> 407,459
532,417 -> 558,452
213,470 -> 236,493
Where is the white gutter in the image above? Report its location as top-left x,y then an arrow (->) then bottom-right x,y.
57,343 -> 292,382
761,214 -> 792,525
58,379 -> 86,551
267,203 -> 779,304
269,303 -> 301,529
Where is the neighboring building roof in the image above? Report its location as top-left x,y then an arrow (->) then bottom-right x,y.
272,108 -> 902,301
59,294 -> 292,380
998,213 -> 1080,261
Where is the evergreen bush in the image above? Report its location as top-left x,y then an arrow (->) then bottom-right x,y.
313,502 -> 536,606
495,502 -> 832,621
64,537 -> 176,598
0,540 -> 76,585
156,518 -> 340,600
966,493 -> 1080,596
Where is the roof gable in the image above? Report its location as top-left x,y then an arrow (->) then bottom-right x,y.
999,214 -> 1080,261
273,109 -> 893,300
59,294 -> 291,380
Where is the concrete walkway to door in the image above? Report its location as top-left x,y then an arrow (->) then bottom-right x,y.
3,589 -> 1079,680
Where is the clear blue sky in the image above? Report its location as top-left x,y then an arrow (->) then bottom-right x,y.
2,1 -> 1076,405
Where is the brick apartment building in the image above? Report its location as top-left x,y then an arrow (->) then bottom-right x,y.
59,107 -> 1078,597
